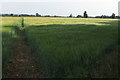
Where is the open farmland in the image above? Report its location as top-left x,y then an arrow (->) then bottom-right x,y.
1,17 -> 119,78
1,17 -> 19,71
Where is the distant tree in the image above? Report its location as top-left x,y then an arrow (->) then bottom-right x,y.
54,15 -> 57,17
116,16 -> 120,19
100,15 -> 111,18
39,14 -> 41,17
19,15 -> 21,17
101,15 -> 104,18
95,15 -> 111,18
77,15 -> 82,18
10,13 -> 13,16
45,15 -> 50,17
36,13 -> 39,16
69,14 -> 73,17
83,11 -> 88,18
111,13 -> 115,19
95,16 -> 101,18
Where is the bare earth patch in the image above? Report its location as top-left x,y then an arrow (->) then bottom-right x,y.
3,30 -> 42,78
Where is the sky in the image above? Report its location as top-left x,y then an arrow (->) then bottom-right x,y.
0,0 -> 119,17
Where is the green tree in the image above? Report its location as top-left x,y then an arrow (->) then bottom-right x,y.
10,13 -> 13,16
83,11 -> 88,18
111,13 -> 115,19
77,15 -> 82,18
36,13 -> 39,16
69,14 -> 73,17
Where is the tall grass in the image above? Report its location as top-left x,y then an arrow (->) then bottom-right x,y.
2,27 -> 14,67
25,18 -> 118,77
1,17 -> 20,70
1,17 -> 118,77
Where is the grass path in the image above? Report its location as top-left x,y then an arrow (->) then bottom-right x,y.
3,28 -> 42,78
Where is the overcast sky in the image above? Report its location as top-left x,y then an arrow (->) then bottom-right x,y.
0,0 -> 119,16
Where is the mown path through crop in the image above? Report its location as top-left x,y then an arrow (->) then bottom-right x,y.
3,28 -> 42,78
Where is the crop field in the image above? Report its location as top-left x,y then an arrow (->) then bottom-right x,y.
1,17 -> 119,78
1,17 -> 19,70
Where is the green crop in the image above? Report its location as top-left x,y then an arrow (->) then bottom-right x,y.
1,17 -> 20,71
1,17 -> 119,78
25,17 -> 118,77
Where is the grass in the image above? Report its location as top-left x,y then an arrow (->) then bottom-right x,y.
24,17 -> 118,77
1,17 -> 19,70
2,27 -> 14,69
24,17 -> 115,26
1,17 -> 119,78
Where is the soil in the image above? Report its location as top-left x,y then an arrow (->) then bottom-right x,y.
2,29 -> 42,78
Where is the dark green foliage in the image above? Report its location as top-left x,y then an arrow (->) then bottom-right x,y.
2,26 -> 16,71
69,14 -> 73,17
101,15 -> 104,18
111,13 -> 115,19
45,15 -> 50,17
36,13 -> 41,17
118,20 -> 120,45
83,11 -> 88,18
21,18 -> 24,28
95,14 -> 118,19
54,15 -> 57,17
10,14 -> 13,16
2,32 -> 12,69
77,15 -> 82,18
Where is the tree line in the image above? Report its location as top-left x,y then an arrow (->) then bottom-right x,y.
1,11 -> 119,19
70,11 -> 118,19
